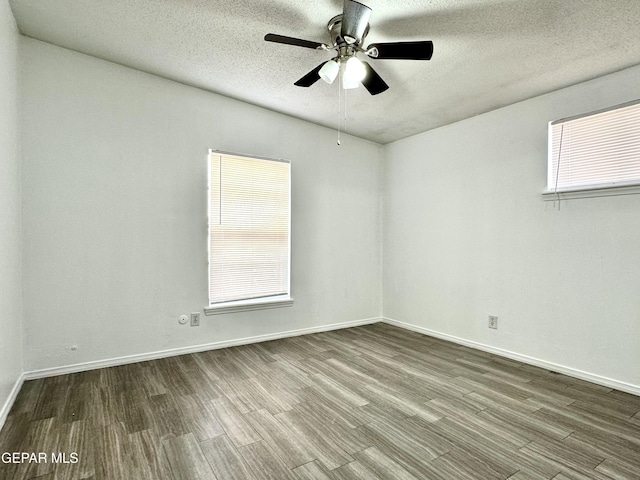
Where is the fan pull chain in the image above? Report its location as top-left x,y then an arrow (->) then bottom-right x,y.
337,78 -> 342,145
344,87 -> 348,136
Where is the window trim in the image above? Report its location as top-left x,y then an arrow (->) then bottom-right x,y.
544,99 -> 640,199
542,182 -> 640,201
204,294 -> 294,315
206,149 -> 293,314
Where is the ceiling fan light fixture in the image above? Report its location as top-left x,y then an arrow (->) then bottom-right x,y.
319,60 -> 340,84
342,56 -> 366,89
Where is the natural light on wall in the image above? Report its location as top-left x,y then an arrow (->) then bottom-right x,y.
207,151 -> 291,313
548,100 -> 640,194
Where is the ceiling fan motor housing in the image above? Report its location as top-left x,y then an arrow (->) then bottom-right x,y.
327,15 -> 370,49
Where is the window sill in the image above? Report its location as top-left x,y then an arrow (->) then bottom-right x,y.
542,183 -> 640,201
204,296 -> 294,315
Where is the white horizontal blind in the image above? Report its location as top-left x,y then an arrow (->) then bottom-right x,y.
209,152 -> 290,305
548,101 -> 640,192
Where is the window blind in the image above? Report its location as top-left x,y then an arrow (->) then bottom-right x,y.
548,101 -> 640,192
209,152 -> 290,305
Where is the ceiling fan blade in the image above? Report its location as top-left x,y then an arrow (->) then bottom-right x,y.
367,41 -> 434,60
361,61 -> 389,95
264,33 -> 327,50
341,0 -> 372,44
294,62 -> 327,87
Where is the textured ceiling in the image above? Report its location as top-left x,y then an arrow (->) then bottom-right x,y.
9,0 -> 640,144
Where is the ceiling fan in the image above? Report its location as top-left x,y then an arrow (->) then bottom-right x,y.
264,0 -> 433,95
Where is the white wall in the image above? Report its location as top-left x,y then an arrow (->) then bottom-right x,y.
20,38 -> 383,372
384,65 -> 640,391
0,0 -> 23,419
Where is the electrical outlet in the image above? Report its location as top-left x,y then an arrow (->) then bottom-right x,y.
190,312 -> 200,327
488,315 -> 498,329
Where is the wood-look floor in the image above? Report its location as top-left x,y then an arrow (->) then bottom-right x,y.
1,323 -> 639,480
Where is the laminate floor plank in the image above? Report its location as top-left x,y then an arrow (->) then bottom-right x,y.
118,388 -> 155,434
292,401 -> 372,455
2,323 -> 639,480
533,404 -> 640,446
300,357 -> 374,392
517,444 -> 613,480
477,364 -> 540,385
323,357 -> 391,388
248,375 -> 300,414
426,416 -> 524,475
209,397 -> 261,447
309,373 -> 369,408
594,458 -> 640,480
137,362 -> 168,398
244,408 -> 315,469
292,460 -> 336,480
385,360 -> 471,399
353,446 -> 420,480
265,360 -> 315,389
93,422 -> 134,480
350,338 -> 400,358
345,355 -> 415,387
162,432 -> 216,480
275,409 -> 354,470
30,381 -> 69,422
507,470 -> 551,480
607,389 -> 640,409
217,377 -> 264,414
561,431 -> 640,472
519,438 -> 605,471
360,383 -> 437,420
356,421 -> 449,477
10,417 -> 59,480
477,404 -> 573,442
200,434 -> 258,480
464,389 -> 541,415
128,429 -> 172,480
226,347 -> 272,377
427,407 -> 530,449
181,365 -> 224,402
238,441 -> 297,480
480,372 -> 573,406
569,398 -> 639,422
54,419 -> 95,480
155,358 -> 196,397
7,380 -> 44,417
147,394 -> 191,442
425,394 -> 486,419
428,447 -> 517,480
299,386 -> 371,429
356,401 -> 413,426
174,394 -> 225,442
331,460 -> 383,480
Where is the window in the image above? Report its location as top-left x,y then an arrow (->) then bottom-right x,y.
547,100 -> 640,197
206,151 -> 292,314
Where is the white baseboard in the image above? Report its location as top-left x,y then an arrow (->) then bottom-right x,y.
382,317 -> 640,397
0,373 -> 25,433
23,317 -> 381,380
